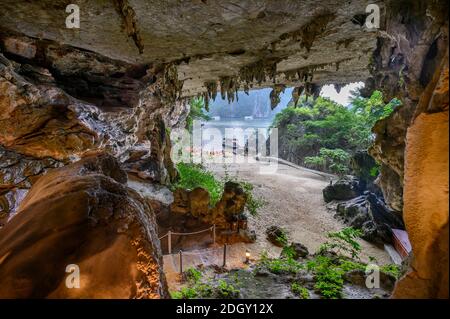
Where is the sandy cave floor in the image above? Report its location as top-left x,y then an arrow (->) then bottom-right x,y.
163,157 -> 391,292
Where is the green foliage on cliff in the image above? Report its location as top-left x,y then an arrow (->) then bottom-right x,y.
174,163 -> 264,214
291,282 -> 309,299
173,162 -> 223,205
272,91 -> 400,174
305,148 -> 351,176
186,97 -> 211,133
318,227 -> 363,259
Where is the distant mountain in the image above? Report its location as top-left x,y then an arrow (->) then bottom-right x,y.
207,87 -> 293,120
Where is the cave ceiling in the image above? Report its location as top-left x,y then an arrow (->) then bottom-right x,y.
0,0 -> 383,104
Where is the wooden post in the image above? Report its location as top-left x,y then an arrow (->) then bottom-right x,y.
168,230 -> 172,255
223,243 -> 227,267
212,224 -> 216,244
179,250 -> 183,274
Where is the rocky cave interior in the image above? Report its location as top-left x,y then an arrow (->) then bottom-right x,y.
0,0 -> 448,299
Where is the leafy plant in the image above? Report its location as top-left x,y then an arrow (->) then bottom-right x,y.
171,287 -> 198,299
281,245 -> 296,259
257,250 -> 304,274
173,162 -> 224,205
306,256 -> 344,299
319,227 -> 363,259
338,258 -> 366,272
291,282 -> 309,299
186,97 -> 211,133
305,148 -> 350,176
184,267 -> 202,284
369,165 -> 380,177
217,280 -> 240,299
381,264 -> 402,279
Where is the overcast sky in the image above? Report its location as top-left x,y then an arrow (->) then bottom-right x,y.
320,82 -> 364,106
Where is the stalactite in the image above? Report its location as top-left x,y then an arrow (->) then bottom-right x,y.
203,92 -> 209,111
205,81 -> 218,101
238,58 -> 280,86
292,85 -> 304,107
269,84 -> 286,109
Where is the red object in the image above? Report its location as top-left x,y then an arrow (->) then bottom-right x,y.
392,229 -> 412,259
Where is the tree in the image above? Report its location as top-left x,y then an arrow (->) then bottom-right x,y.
186,97 -> 211,132
272,91 -> 400,174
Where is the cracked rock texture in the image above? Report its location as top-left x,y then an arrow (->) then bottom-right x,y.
368,0 -> 448,298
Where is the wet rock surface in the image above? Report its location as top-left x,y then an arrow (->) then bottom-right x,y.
323,175 -> 362,203
281,242 -> 309,260
0,153 -> 168,298
266,226 -> 288,247
335,192 -> 404,244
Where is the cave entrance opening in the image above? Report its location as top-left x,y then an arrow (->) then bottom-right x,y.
168,81 -> 404,266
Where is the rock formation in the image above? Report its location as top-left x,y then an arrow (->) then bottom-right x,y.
323,176 -> 362,203
169,181 -> 253,243
367,0 -> 448,298
0,0 -> 448,298
0,153 -> 168,298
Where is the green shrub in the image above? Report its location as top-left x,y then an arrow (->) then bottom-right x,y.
171,287 -> 198,299
305,148 -> 350,176
173,162 -> 224,205
185,267 -> 202,284
195,283 -> 213,297
217,280 -> 240,299
258,251 -> 303,274
380,264 -> 402,279
338,259 -> 366,272
281,245 -> 296,259
274,228 -> 289,247
186,97 -> 211,133
306,256 -> 344,299
318,227 -> 363,259
291,282 -> 309,299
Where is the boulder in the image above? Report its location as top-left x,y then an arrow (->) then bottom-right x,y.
350,151 -> 382,195
210,182 -> 247,227
170,181 -> 247,229
281,242 -> 309,259
336,192 -> 404,244
0,153 -> 168,298
266,226 -> 288,247
322,175 -> 361,203
343,269 -> 396,292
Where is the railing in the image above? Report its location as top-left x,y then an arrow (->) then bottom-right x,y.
165,244 -> 228,275
159,224 -> 216,255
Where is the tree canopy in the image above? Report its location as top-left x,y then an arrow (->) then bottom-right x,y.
272,91 -> 401,175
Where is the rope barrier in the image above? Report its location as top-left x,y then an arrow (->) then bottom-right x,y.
158,233 -> 169,240
159,225 -> 216,254
159,225 -> 214,238
171,226 -> 214,236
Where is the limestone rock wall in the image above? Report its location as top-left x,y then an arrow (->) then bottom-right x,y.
368,0 -> 449,298
0,153 -> 168,298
